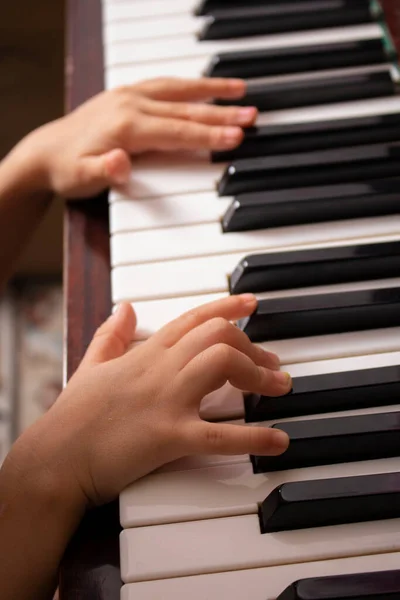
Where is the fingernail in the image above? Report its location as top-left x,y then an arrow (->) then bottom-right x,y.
271,429 -> 290,452
222,126 -> 242,147
275,371 -> 292,388
236,107 -> 256,124
239,293 -> 257,307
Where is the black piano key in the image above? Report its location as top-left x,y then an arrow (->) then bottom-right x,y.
195,0 -> 345,16
218,141 -> 400,197
222,177 -> 400,233
238,287 -> 400,343
216,70 -> 395,114
251,411 -> 400,473
206,38 -> 388,81
245,365 -> 400,422
277,570 -> 400,600
199,3 -> 374,41
213,111 -> 400,164
259,472 -> 400,533
230,240 -> 400,295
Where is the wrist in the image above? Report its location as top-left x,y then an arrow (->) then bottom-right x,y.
2,124 -> 56,196
1,419 -> 88,523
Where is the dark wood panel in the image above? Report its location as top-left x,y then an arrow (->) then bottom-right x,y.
62,2 -> 400,598
62,1 -> 120,599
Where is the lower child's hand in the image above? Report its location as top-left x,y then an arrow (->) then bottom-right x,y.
19,77 -> 256,199
11,295 -> 290,511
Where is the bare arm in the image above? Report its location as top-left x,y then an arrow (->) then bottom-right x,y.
0,138 -> 53,289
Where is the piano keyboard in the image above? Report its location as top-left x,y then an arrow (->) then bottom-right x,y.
102,0 -> 400,597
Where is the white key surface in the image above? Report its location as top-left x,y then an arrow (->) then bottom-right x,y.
121,553 -> 400,600
111,219 -> 400,266
105,24 -> 383,66
120,457 -> 400,528
120,515 -> 400,582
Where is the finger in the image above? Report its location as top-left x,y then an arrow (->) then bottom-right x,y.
176,344 -> 292,403
141,99 -> 257,127
184,421 -> 289,456
131,115 -> 244,152
81,303 -> 137,366
133,77 -> 247,102
172,317 -> 280,372
153,294 -> 257,348
71,149 -> 131,197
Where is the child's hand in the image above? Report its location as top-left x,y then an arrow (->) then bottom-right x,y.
24,77 -> 256,199
12,295 -> 290,510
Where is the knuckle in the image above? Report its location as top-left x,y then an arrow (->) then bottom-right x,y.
205,426 -> 224,448
208,317 -> 231,338
212,343 -> 234,368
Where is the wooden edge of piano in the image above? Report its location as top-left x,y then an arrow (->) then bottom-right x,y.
60,1 -> 400,598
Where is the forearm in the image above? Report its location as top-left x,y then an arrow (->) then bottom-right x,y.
0,133 -> 53,289
0,423 -> 86,600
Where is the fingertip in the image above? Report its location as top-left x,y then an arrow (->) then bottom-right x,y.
238,293 -> 257,310
274,371 -> 292,391
104,149 -> 131,185
110,302 -> 137,332
219,126 -> 244,149
225,78 -> 247,97
269,428 -> 290,454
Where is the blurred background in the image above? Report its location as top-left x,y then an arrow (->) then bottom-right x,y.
0,0 -> 65,462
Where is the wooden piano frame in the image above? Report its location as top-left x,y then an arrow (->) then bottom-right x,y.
61,1 -> 400,597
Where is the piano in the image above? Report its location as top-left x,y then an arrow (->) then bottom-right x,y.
62,1 -> 400,598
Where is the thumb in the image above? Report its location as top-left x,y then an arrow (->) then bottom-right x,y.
82,303 -> 137,367
76,149 -> 131,194
188,422 -> 289,457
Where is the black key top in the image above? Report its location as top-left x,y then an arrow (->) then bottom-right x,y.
195,0 -> 336,16
230,240 -> 400,295
213,111 -> 400,164
216,70 -> 395,114
277,570 -> 400,600
259,472 -> 400,533
251,411 -> 400,473
206,38 -> 388,80
222,177 -> 400,232
238,287 -> 400,343
245,365 -> 400,422
218,141 -> 400,197
199,2 -> 374,40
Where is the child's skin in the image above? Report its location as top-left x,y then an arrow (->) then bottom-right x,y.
0,77 -> 291,600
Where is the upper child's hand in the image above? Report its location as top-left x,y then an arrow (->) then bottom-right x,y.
23,77 -> 257,198
11,295 -> 290,510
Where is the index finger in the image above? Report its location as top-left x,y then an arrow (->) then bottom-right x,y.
152,294 -> 257,348
133,77 -> 247,102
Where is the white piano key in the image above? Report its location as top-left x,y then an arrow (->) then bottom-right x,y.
121,553 -> 400,600
120,456 -> 400,528
111,233 -> 400,302
106,56 -> 208,88
105,24 -> 383,66
264,328 -> 400,367
109,191 -> 230,233
121,151 -> 219,199
120,514 -> 400,582
103,0 -> 197,22
131,293 -> 226,339
124,271 -> 400,337
111,218 -> 400,266
105,15 -> 204,44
